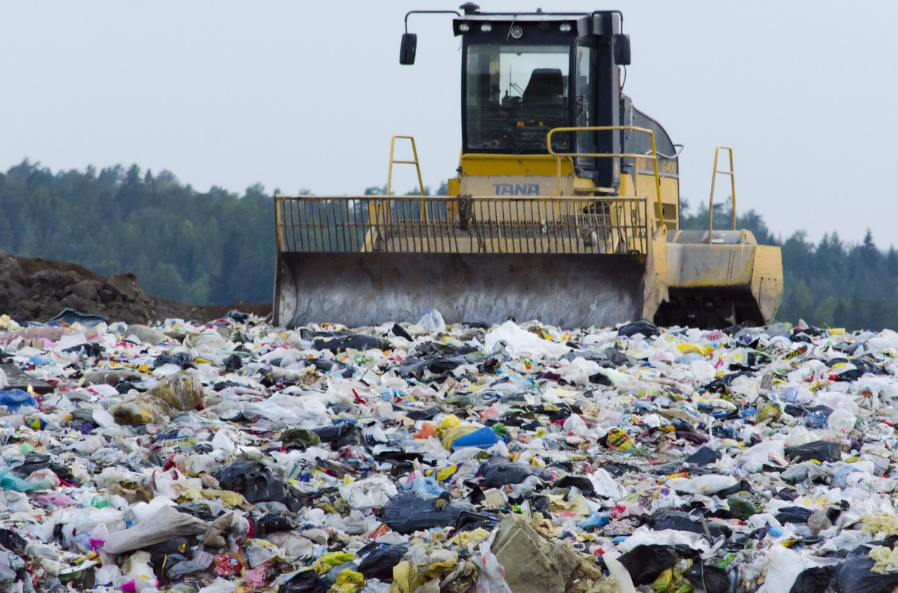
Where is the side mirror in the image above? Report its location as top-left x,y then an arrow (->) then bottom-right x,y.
613,33 -> 631,66
400,33 -> 418,65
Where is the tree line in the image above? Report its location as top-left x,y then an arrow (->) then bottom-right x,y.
0,160 -> 895,329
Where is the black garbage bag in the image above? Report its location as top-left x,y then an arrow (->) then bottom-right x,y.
299,358 -> 335,372
683,446 -> 722,467
775,506 -> 814,525
426,356 -> 467,374
833,358 -> 882,381
313,334 -> 392,353
13,453 -> 75,482
390,324 -> 413,341
214,460 -> 285,504
785,440 -> 841,463
116,381 -> 138,394
225,310 -> 251,322
313,423 -> 363,448
650,510 -> 731,538
832,555 -> 898,593
479,457 -> 550,488
555,476 -> 595,497
258,512 -> 293,535
618,319 -> 659,338
599,462 -> 639,478
381,492 -> 472,534
222,354 -> 243,372
149,537 -> 189,556
397,357 -> 426,379
790,565 -> 836,593
617,545 -> 678,586
455,510 -> 501,532
784,404 -> 834,418
357,543 -> 410,580
12,453 -> 51,475
398,406 -> 441,421
153,352 -> 194,369
702,372 -> 751,394
684,563 -> 730,593
605,347 -> 631,366
588,372 -> 614,386
0,529 -> 27,554
280,569 -> 329,593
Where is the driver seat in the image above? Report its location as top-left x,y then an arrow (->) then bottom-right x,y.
523,68 -> 564,110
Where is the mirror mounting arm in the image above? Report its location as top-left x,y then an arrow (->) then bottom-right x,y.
400,10 -> 462,65
404,10 -> 461,34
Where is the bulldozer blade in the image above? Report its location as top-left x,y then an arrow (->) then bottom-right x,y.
274,252 -> 649,329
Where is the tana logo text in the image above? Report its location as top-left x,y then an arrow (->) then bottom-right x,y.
493,183 -> 540,196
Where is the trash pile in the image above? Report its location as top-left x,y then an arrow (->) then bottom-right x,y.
0,252 -> 270,325
1,309 -> 898,593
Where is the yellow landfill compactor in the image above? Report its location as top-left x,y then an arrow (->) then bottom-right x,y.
273,4 -> 783,329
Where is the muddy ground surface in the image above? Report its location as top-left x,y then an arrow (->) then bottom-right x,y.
0,252 -> 271,325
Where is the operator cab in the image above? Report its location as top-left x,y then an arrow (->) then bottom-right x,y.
464,42 -> 573,153
400,4 -> 678,193
452,6 -> 630,188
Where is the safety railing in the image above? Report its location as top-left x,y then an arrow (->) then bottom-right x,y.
275,195 -> 650,256
708,145 -> 736,234
386,135 -> 425,197
546,126 -> 665,227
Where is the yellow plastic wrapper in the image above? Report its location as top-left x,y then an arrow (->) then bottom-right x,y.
650,557 -> 692,592
451,527 -> 490,548
391,557 -> 458,593
0,314 -> 18,331
756,403 -> 782,423
437,414 -> 462,430
314,551 -> 357,575
424,463 -> 462,482
330,570 -> 366,593
677,343 -> 713,356
606,427 -> 633,451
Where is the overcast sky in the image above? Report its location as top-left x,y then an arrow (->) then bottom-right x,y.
1,1 -> 896,246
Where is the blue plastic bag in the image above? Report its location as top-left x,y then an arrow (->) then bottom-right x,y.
0,389 -> 38,412
451,426 -> 502,450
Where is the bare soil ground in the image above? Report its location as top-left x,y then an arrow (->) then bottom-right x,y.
0,252 -> 272,325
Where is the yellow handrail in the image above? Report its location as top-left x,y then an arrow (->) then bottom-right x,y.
546,126 -> 664,227
386,135 -> 425,196
708,145 -> 736,235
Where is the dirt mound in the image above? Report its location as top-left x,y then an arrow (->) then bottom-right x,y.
0,252 -> 271,325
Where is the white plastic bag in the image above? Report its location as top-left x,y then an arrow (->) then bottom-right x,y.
339,475 -> 398,509
828,407 -> 857,434
484,321 -> 569,359
666,474 -> 737,494
470,535 -> 513,593
103,504 -> 206,555
417,309 -> 446,333
198,578 -> 237,593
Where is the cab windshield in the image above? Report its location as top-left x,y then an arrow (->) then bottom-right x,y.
465,43 -> 572,153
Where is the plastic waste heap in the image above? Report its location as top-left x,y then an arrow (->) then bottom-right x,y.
0,310 -> 897,592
